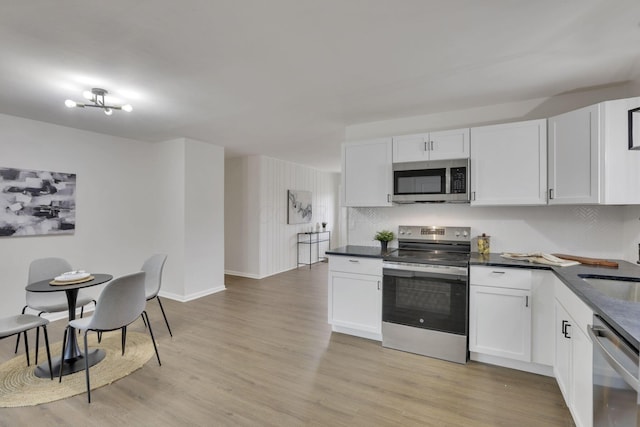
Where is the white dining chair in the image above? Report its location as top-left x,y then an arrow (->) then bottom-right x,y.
15,257 -> 95,356
59,271 -> 161,403
141,254 -> 172,336
1,314 -> 53,380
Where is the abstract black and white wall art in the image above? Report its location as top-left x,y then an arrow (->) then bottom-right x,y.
0,167 -> 76,237
287,190 -> 312,224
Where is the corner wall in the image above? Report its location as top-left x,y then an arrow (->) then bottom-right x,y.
225,155 -> 340,278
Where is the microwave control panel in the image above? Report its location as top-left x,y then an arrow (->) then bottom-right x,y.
450,167 -> 467,194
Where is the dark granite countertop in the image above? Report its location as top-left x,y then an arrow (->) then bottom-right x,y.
325,245 -> 388,259
471,253 -> 640,351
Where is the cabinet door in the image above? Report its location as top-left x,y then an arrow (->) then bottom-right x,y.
392,133 -> 428,163
429,128 -> 470,160
329,271 -> 382,336
554,301 -> 572,403
571,324 -> 593,427
469,285 -> 532,361
343,138 -> 393,207
470,119 -> 547,205
548,104 -> 600,205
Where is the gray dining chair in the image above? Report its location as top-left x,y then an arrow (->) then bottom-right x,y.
15,257 -> 96,356
1,314 -> 53,380
59,271 -> 161,403
141,254 -> 172,337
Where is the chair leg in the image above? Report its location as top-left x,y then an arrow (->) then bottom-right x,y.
42,325 -> 53,380
35,326 -> 40,365
59,327 -> 69,382
143,311 -> 161,366
84,331 -> 91,403
121,326 -> 127,356
98,331 -> 102,343
156,296 -> 173,337
14,305 -> 28,353
23,330 -> 30,366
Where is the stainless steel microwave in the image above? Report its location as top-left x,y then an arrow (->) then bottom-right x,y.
392,158 -> 469,203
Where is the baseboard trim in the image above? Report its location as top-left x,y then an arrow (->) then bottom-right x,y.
159,286 -> 226,303
470,352 -> 554,377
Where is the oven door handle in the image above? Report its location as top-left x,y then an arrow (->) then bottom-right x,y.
383,268 -> 467,282
588,324 -> 640,393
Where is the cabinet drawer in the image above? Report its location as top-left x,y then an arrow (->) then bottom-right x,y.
329,255 -> 382,276
471,266 -> 532,290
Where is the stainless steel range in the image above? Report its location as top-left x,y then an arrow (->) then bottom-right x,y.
382,225 -> 471,364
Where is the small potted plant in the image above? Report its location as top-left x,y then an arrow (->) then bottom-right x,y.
374,230 -> 395,253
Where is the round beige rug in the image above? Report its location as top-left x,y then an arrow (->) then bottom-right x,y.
0,331 -> 154,407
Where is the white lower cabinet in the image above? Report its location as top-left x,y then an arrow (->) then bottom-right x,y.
469,266 -> 554,375
328,256 -> 382,341
470,285 -> 531,361
554,278 -> 593,427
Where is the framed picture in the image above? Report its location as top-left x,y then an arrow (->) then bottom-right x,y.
0,167 -> 76,237
287,190 -> 312,224
629,107 -> 640,150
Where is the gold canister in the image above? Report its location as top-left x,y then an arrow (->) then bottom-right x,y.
477,234 -> 490,255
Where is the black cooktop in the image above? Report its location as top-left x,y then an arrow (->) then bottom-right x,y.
383,249 -> 470,267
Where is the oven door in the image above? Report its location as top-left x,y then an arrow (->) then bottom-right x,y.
382,262 -> 468,335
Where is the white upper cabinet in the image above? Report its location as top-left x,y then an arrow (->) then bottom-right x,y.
342,138 -> 393,207
548,96 -> 640,205
470,119 -> 547,206
392,128 -> 469,163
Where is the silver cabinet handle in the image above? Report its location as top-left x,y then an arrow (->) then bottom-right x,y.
424,141 -> 428,151
525,295 -> 529,307
348,259 -> 360,263
430,141 -> 434,151
549,188 -> 554,199
387,194 -> 391,203
472,191 -> 476,201
491,271 -> 505,274
377,280 -> 381,290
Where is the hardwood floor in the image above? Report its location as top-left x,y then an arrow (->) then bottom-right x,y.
0,263 -> 575,426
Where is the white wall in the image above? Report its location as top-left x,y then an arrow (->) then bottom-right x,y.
225,155 -> 340,278
623,206 -> 640,263
344,85 -> 640,262
154,138 -> 226,301
184,139 -> 225,298
224,156 -> 261,277
0,113 -> 160,316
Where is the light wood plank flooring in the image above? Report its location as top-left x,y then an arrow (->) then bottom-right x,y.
0,263 -> 575,426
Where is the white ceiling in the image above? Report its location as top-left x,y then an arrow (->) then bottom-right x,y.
1,0 -> 640,171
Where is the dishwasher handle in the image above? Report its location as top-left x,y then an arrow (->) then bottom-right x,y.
588,324 -> 640,393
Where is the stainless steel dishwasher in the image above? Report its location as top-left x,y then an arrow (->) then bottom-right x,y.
589,315 -> 640,426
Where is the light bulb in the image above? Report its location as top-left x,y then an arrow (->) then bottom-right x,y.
83,90 -> 93,100
104,108 -> 113,116
65,99 -> 77,108
121,104 -> 133,112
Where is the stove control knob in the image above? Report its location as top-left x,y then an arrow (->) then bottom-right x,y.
463,231 -> 468,237
455,232 -> 460,237
399,230 -> 405,235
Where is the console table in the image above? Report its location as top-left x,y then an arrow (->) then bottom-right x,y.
297,231 -> 330,268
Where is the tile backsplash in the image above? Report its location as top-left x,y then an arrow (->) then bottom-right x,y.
348,203 -> 632,261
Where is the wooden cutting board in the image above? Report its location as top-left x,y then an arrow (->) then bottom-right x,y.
552,254 -> 619,268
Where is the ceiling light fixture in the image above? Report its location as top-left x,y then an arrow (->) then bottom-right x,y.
65,88 -> 133,115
